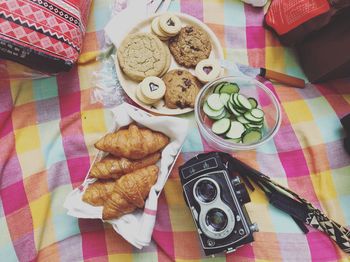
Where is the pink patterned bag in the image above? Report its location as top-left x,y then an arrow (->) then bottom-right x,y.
0,0 -> 92,74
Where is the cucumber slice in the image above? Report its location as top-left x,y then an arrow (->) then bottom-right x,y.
211,109 -> 227,120
237,94 -> 252,110
242,129 -> 262,144
219,83 -> 240,94
207,94 -> 224,111
219,93 -> 230,106
224,110 -> 232,118
248,97 -> 258,109
226,121 -> 246,139
237,116 -> 250,124
231,93 -> 238,105
212,118 -> 231,135
214,82 -> 227,93
231,93 -> 245,109
245,123 -> 263,129
226,138 -> 241,144
225,99 -> 231,109
203,102 -> 225,118
244,111 -> 263,123
228,103 -> 242,117
236,107 -> 247,114
250,108 -> 264,119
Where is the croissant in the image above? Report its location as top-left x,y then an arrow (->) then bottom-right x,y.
82,180 -> 115,206
102,165 -> 159,220
95,124 -> 169,160
89,152 -> 161,179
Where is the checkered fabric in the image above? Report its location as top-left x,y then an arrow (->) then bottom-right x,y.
1,0 -> 350,261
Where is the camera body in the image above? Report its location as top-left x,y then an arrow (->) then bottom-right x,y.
178,152 -> 257,256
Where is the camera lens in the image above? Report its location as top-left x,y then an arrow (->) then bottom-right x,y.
195,180 -> 217,203
206,208 -> 228,232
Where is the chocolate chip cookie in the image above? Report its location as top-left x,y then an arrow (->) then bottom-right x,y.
117,33 -> 167,81
162,69 -> 202,109
169,25 -> 212,68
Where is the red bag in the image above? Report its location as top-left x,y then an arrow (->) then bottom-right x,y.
264,0 -> 350,45
0,0 -> 92,74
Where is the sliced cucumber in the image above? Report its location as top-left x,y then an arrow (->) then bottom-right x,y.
206,81 -> 265,144
236,107 -> 247,114
207,94 -> 224,111
203,102 -> 225,118
214,82 -> 227,94
219,83 -> 240,94
244,111 -> 263,123
226,138 -> 241,144
228,103 -> 242,117
245,123 -> 263,129
226,121 -> 246,139
250,108 -> 264,119
242,129 -> 262,144
231,93 -> 245,109
229,94 -> 235,106
212,118 -> 231,135
237,94 -> 252,110
211,109 -> 227,120
224,110 -> 232,118
237,116 -> 250,124
248,97 -> 258,109
219,93 -> 230,106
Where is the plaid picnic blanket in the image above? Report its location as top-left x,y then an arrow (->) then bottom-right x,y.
1,0 -> 350,261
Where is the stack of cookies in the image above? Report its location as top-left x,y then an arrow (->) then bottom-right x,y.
136,76 -> 166,105
117,12 -> 223,110
151,13 -> 182,41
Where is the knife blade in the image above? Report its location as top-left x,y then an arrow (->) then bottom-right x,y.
147,0 -> 172,13
236,63 -> 306,89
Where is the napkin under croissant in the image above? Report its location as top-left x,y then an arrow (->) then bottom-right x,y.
82,124 -> 169,220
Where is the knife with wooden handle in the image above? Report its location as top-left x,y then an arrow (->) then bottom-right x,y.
236,63 -> 306,88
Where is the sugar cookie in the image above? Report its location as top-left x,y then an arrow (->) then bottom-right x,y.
117,33 -> 167,81
140,76 -> 166,101
195,59 -> 221,83
151,17 -> 170,41
160,43 -> 171,77
159,13 -> 182,36
136,86 -> 158,105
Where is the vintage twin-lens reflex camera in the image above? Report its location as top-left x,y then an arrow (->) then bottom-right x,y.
178,152 -> 258,256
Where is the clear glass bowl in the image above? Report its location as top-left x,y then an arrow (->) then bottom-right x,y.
194,76 -> 282,152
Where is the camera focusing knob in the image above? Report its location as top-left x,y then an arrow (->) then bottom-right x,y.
238,228 -> 245,235
249,223 -> 259,233
231,176 -> 241,186
235,183 -> 251,204
207,239 -> 215,247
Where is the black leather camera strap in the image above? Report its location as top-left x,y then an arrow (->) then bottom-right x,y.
216,152 -> 350,254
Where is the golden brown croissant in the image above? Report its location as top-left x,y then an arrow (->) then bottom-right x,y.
95,124 -> 169,160
102,165 -> 158,220
82,180 -> 115,206
89,152 -> 161,179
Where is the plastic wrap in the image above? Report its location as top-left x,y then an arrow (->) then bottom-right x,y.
90,46 -> 127,107
89,0 -> 130,107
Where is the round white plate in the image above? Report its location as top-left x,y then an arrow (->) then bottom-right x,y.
115,12 -> 224,115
